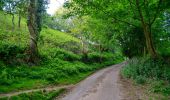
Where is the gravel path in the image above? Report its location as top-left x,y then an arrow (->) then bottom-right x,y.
1,62 -> 147,100
60,62 -> 127,100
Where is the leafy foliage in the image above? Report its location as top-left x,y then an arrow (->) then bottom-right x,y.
0,10 -> 124,95
0,54 -> 119,93
122,57 -> 170,80
2,0 -> 170,98
118,27 -> 146,58
121,57 -> 170,96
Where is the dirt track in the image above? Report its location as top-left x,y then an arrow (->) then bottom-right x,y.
0,62 -> 149,100
60,62 -> 128,100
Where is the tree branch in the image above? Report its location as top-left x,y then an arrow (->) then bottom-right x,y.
112,17 -> 138,27
150,0 -> 162,25
136,0 -> 145,26
127,0 -> 141,21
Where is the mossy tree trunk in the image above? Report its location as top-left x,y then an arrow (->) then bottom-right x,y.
27,0 -> 39,63
136,0 -> 158,58
143,24 -> 157,58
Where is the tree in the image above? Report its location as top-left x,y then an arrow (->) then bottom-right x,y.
3,0 -> 18,31
64,0 -> 170,58
43,11 -> 73,32
15,0 -> 28,28
118,27 -> 146,58
2,0 -> 28,30
134,0 -> 160,58
27,0 -> 46,63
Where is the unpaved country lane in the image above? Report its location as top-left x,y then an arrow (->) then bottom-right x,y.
59,62 -> 126,100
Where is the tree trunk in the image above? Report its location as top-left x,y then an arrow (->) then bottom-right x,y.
136,0 -> 157,58
143,24 -> 157,58
27,0 -> 39,63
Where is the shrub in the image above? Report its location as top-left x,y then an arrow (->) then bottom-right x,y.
0,43 -> 27,65
121,57 -> 170,96
28,71 -> 42,79
87,52 -> 115,63
0,43 -> 25,60
88,52 -> 104,63
45,74 -> 56,82
150,80 -> 170,96
121,57 -> 170,83
40,48 -> 81,61
121,58 -> 138,78
72,62 -> 93,72
56,65 -> 79,76
135,76 -> 146,84
0,69 -> 14,86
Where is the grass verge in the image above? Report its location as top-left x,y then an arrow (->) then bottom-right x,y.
0,88 -> 66,100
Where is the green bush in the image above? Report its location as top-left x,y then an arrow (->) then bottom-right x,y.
121,57 -> 170,96
0,43 -> 27,66
40,48 -> 81,61
0,69 -> 14,86
150,80 -> 170,96
0,52 -> 118,93
0,11 -> 123,95
88,52 -> 105,63
121,57 -> 170,81
87,52 -> 115,63
135,76 -> 146,84
0,43 -> 25,60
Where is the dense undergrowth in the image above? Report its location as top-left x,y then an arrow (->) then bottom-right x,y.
0,11 -> 123,99
121,57 -> 170,99
0,48 -> 122,93
0,44 -> 122,98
